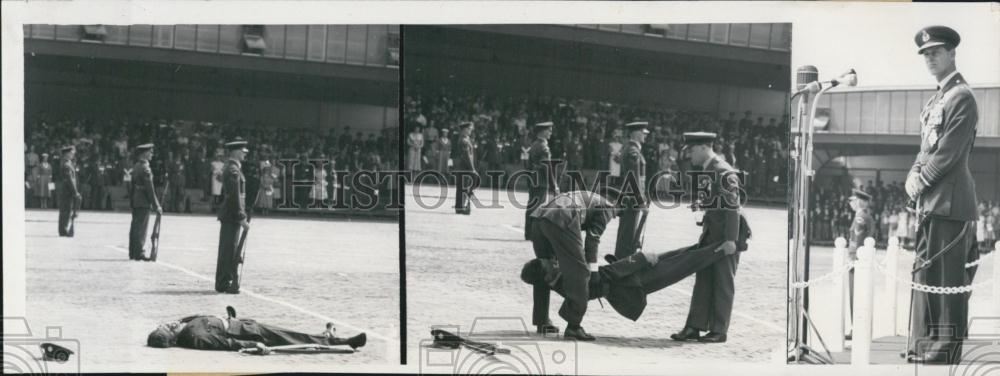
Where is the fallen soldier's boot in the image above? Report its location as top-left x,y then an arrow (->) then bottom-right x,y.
347,333 -> 367,350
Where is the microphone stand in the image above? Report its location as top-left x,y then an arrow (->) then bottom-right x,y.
788,82 -> 839,364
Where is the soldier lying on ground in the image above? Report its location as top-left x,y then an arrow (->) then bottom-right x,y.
521,214 -> 750,322
146,312 -> 367,353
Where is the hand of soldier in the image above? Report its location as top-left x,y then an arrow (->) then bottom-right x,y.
255,342 -> 270,355
714,241 -> 737,255
75,192 -> 82,200
156,205 -> 163,215
240,219 -> 250,229
904,174 -> 921,199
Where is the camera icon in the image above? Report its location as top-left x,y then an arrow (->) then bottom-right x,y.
418,317 -> 578,375
913,316 -> 1000,375
3,317 -> 80,374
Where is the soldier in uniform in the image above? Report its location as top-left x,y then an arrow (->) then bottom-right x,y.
671,132 -> 746,344
614,121 -> 649,258
525,121 -> 559,240
57,146 -> 81,237
216,140 -> 250,294
527,188 -> 621,341
128,144 -> 162,261
146,312 -> 366,352
846,189 -> 876,340
454,122 -> 478,215
904,26 -> 979,364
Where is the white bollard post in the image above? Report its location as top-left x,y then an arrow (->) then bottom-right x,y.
994,241 -> 1000,317
851,237 -> 876,365
885,237 -> 900,336
832,237 -> 847,351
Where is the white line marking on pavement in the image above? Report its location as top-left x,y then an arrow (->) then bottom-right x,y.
503,224 -> 522,233
107,245 -> 393,343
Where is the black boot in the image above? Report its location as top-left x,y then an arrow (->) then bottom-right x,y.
536,321 -> 560,334
670,326 -> 701,341
564,325 -> 595,341
346,333 -> 367,350
698,332 -> 727,343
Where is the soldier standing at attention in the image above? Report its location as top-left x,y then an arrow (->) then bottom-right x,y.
216,139 -> 250,294
614,121 -> 649,258
454,122 -> 477,215
129,144 -> 162,260
525,121 -> 559,240
671,132 -> 745,344
904,26 -> 979,364
846,189 -> 875,340
57,145 -> 81,237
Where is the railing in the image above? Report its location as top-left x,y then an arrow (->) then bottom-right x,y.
792,236 -> 999,364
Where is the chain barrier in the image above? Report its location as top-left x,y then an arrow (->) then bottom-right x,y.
965,250 -> 992,268
790,261 -> 854,290
874,257 -> 992,295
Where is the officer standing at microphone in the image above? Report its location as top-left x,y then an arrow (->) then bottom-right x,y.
904,25 -> 979,365
216,139 -> 251,294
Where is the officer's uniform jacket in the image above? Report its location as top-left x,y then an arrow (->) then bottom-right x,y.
696,155 -> 750,251
217,159 -> 247,223
530,190 -> 617,263
619,140 -> 646,204
59,158 -> 79,199
130,160 -> 159,209
528,138 -> 557,193
909,72 -> 978,221
174,316 -> 259,351
454,136 -> 476,172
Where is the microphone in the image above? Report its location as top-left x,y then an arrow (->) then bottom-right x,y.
794,68 -> 857,96
796,65 -> 819,93
829,69 -> 858,88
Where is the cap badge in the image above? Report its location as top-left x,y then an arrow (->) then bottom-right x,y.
921,30 -> 930,43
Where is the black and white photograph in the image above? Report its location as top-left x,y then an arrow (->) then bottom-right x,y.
13,23 -> 401,372
402,24 -> 790,373
787,5 -> 1000,366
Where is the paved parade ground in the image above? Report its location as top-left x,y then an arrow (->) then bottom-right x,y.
21,210 -> 399,373
405,184 -> 788,373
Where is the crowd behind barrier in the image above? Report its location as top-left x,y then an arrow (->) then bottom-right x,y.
810,179 -> 999,252
24,113 -> 399,215
403,86 -> 790,202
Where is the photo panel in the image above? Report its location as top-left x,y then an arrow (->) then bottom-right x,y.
786,7 -> 1000,367
402,24 -> 791,374
16,24 -> 401,373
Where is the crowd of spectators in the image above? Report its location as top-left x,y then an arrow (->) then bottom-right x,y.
23,112 -> 398,213
403,86 -> 789,200
810,178 -> 999,252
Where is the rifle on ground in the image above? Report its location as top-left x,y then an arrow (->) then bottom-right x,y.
430,329 -> 511,356
239,344 -> 355,355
